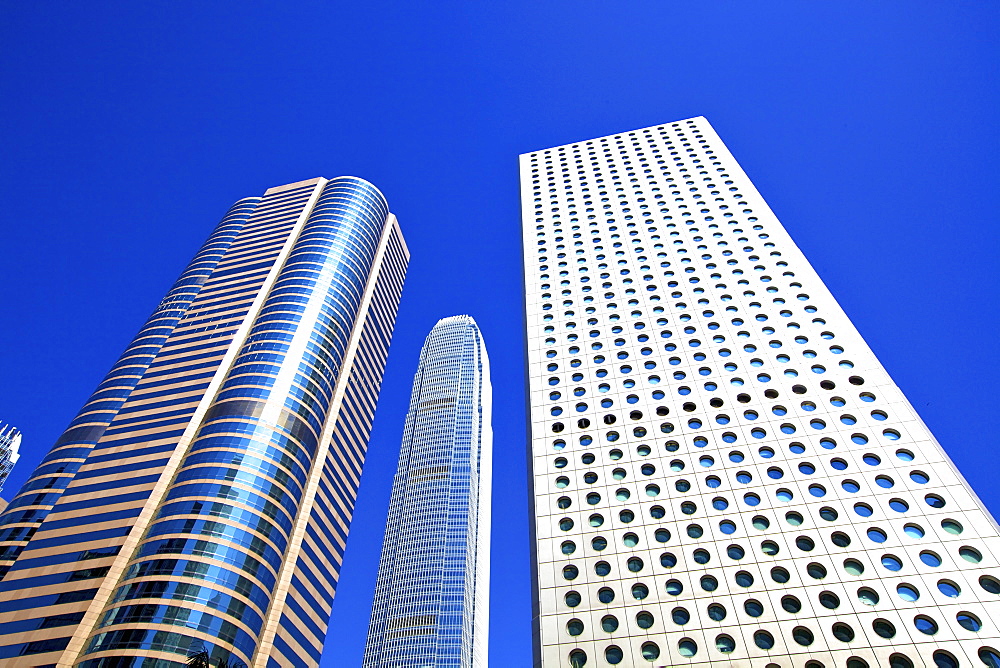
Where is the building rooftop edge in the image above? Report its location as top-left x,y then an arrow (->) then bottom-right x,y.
518,115 -> 710,157
263,175 -> 390,201
433,314 -> 478,326
263,177 -> 325,195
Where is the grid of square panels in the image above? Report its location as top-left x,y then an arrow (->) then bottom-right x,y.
520,117 -> 1000,668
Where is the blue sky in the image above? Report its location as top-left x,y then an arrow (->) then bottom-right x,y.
1,2 -> 997,665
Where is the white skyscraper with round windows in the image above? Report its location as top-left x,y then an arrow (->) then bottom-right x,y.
520,117 -> 1000,668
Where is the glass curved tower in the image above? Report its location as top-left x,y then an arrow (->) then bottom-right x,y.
363,315 -> 492,668
0,177 -> 408,667
521,118 -> 1000,668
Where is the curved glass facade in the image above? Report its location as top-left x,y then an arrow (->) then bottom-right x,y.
0,197 -> 259,571
0,177 -> 409,668
363,315 -> 492,668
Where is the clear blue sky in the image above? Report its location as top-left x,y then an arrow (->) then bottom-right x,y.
1,2 -> 997,665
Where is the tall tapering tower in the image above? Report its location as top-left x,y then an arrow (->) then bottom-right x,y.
363,315 -> 492,668
520,118 -> 1000,668
0,177 -> 409,668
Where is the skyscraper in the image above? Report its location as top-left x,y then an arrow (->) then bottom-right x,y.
363,315 -> 492,668
0,425 -> 21,497
0,176 -> 408,668
520,118 -> 1000,668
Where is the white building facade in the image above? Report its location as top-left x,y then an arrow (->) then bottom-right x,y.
520,117 -> 1000,668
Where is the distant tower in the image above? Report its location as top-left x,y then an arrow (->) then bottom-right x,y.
520,117 -> 1000,668
364,315 -> 492,668
0,424 -> 21,495
0,177 -> 408,667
